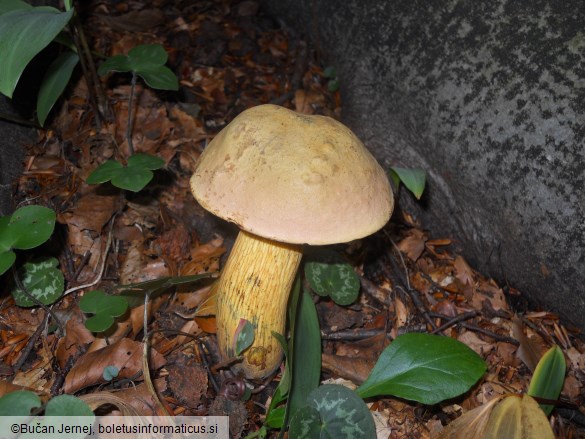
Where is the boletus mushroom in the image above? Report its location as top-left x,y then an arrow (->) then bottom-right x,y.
190,104 -> 393,379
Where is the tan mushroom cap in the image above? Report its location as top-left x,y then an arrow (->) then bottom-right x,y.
190,104 -> 393,245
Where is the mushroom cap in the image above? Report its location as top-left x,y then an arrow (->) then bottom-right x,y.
190,104 -> 393,245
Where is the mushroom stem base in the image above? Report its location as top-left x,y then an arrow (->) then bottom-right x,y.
215,230 -> 302,379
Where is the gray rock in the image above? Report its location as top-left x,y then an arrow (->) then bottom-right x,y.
260,0 -> 585,328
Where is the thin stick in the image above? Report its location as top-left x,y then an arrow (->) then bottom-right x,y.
126,73 -> 137,155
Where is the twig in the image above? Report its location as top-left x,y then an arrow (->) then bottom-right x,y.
63,214 -> 115,297
126,73 -> 137,155
431,311 -> 478,334
72,250 -> 91,281
321,328 -> 387,341
9,311 -> 49,379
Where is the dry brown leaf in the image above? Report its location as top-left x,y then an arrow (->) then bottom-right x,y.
98,9 -> 166,32
321,353 -> 373,385
64,338 -> 166,393
511,316 -> 543,372
61,190 -> 119,232
457,331 -> 494,357
55,307 -> 95,369
396,229 -> 427,261
453,256 -> 474,286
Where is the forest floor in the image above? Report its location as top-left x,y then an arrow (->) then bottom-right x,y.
1,0 -> 584,438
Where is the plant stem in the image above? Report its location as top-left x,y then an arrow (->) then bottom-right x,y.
126,72 -> 137,156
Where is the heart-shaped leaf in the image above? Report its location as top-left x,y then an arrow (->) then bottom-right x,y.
79,290 -> 128,333
0,390 -> 41,415
127,44 -> 168,70
305,261 -> 360,305
289,385 -> 376,438
0,205 -> 56,250
45,394 -> 94,416
86,154 -> 164,192
135,66 -> 179,91
11,257 -> 64,307
102,365 -> 119,381
356,332 -> 486,404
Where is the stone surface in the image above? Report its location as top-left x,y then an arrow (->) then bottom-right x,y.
260,0 -> 585,328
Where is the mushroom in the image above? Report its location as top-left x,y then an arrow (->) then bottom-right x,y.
190,104 -> 393,379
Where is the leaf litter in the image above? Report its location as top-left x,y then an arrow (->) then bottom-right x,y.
0,0 -> 584,437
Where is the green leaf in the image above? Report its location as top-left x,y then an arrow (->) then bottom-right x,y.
0,0 -> 32,15
0,205 -> 56,250
127,153 -> 165,170
305,261 -> 360,306
11,257 -> 64,307
528,345 -> 566,416
289,385 -> 376,439
234,319 -> 255,356
323,66 -> 336,79
0,390 -> 41,415
356,333 -> 486,404
79,290 -> 128,333
136,66 -> 179,91
97,54 -> 132,75
0,7 -> 73,98
103,365 -> 119,381
127,44 -> 168,69
86,154 -> 164,192
0,250 -> 16,276
45,394 -> 94,416
289,289 -> 321,418
389,167 -> 426,199
37,51 -> 79,126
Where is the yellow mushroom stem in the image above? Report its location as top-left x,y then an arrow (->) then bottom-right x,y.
215,229 -> 302,379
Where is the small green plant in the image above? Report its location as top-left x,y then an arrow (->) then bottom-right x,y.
10,257 -> 64,307
323,66 -> 339,92
0,390 -> 93,416
86,153 -> 165,192
0,205 -> 56,276
528,345 -> 566,415
78,290 -> 128,333
102,365 -> 119,382
389,167 -> 426,199
305,260 -> 360,305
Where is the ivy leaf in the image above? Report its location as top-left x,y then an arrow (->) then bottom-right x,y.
305,261 -> 360,306
289,385 -> 376,438
356,333 -> 486,404
79,290 -> 128,333
11,257 -> 64,307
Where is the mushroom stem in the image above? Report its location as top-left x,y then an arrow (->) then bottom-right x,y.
216,229 -> 302,379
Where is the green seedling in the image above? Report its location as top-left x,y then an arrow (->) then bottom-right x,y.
528,345 -> 566,416
389,167 -> 426,199
79,290 -> 128,333
323,66 -> 340,92
86,153 -> 165,192
10,257 -> 64,307
304,260 -> 360,306
102,365 -> 119,381
234,319 -> 255,356
0,205 -> 56,276
356,332 -> 486,404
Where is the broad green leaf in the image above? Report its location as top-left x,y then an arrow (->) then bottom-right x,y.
136,66 -> 179,91
0,250 -> 16,276
0,205 -> 56,250
0,0 -> 32,15
389,167 -> 426,199
305,261 -> 360,305
528,345 -> 566,416
37,51 -> 79,126
86,160 -> 123,184
79,290 -> 128,333
87,154 -> 164,191
45,394 -> 94,416
127,153 -> 165,170
288,289 -> 321,418
11,257 -> 64,307
289,385 -> 376,439
0,390 -> 40,415
234,319 -> 255,356
265,406 -> 285,429
127,44 -> 168,69
97,54 -> 132,75
0,7 -> 73,97
356,333 -> 486,404
111,168 -> 154,192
